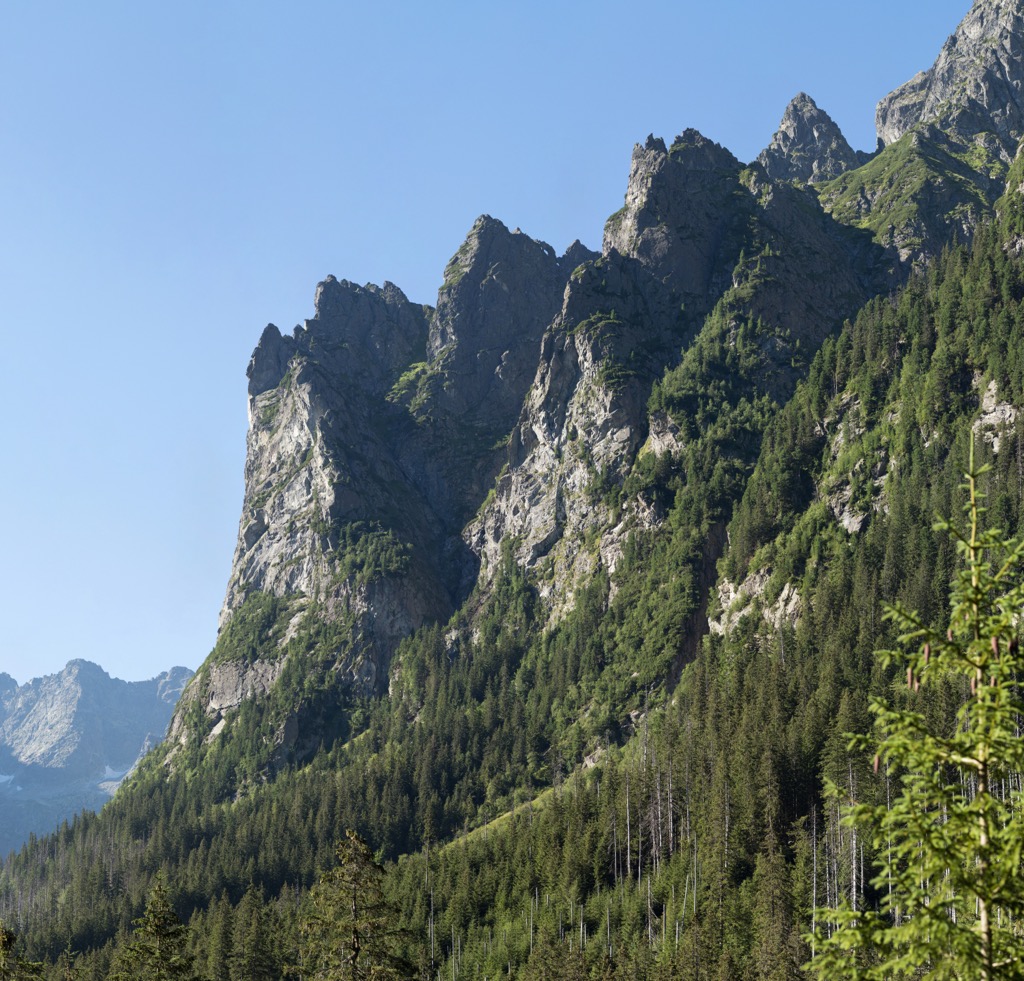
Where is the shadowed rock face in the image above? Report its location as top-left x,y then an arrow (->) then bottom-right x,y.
466,127 -> 888,604
0,660 -> 191,855
758,93 -> 865,184
877,0 -> 1024,159
201,127 -> 890,739
217,219 -> 596,705
603,130 -> 749,319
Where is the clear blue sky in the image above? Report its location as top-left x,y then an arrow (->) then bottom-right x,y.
0,0 -> 970,685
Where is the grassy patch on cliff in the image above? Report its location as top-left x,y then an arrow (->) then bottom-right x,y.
209,592 -> 292,665
817,127 -> 1000,253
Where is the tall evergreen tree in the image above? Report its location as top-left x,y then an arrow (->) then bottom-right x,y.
298,830 -> 415,981
109,874 -> 198,981
0,922 -> 41,981
229,883 -> 279,981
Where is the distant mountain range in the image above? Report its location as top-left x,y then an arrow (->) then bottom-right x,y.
0,659 -> 191,855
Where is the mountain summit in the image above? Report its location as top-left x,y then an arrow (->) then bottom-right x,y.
0,660 -> 191,855
757,92 -> 865,183
877,0 -> 1024,158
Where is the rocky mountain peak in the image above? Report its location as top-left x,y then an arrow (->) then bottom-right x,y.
155,666 -> 194,704
0,661 -> 192,854
560,238 -> 597,272
246,277 -> 429,408
427,215 -> 596,432
0,662 -> 192,770
668,128 -> 740,168
757,92 -> 862,183
246,323 -> 292,398
602,128 -> 749,325
431,216 -> 561,355
876,0 -> 1024,158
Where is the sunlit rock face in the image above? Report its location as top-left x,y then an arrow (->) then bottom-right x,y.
876,0 -> 1024,160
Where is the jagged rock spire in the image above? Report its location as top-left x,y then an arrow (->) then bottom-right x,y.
757,92 -> 861,183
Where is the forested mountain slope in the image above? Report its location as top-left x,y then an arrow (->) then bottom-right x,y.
4,2 -> 1024,979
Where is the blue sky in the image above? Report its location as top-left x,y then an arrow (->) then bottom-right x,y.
0,0 -> 971,685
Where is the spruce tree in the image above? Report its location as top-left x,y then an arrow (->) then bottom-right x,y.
229,883 -> 279,981
809,452 -> 1024,979
109,873 -> 198,981
298,830 -> 415,980
0,922 -> 42,981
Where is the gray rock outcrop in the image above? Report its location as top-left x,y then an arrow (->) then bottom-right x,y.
603,130 -> 749,321
210,217 -> 595,724
758,93 -> 865,183
467,127 -> 888,606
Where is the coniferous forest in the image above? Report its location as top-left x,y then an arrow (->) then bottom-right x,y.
7,5 -> 1024,978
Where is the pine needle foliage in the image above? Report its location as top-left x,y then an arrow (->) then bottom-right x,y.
0,922 -> 41,981
809,448 -> 1024,980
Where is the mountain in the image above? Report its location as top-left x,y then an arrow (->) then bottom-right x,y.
4,1 -> 1024,978
177,125 -> 888,766
876,0 -> 1024,157
0,660 -> 192,856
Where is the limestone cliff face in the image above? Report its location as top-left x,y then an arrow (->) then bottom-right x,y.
466,129 -> 888,607
758,93 -> 865,184
603,130 -> 750,323
226,278 -> 431,623
222,278 -> 450,692
210,126 -> 889,727
465,254 -> 674,603
207,218 -> 592,719
183,0 -> 1022,758
876,0 -> 1024,159
429,216 -> 592,433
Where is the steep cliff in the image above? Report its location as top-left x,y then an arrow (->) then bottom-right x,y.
877,0 -> 1024,159
190,217 -> 596,747
468,130 -> 888,607
813,0 -> 1024,266
169,0 -> 1021,842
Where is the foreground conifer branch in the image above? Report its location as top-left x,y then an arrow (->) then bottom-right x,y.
810,448 -> 1024,979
